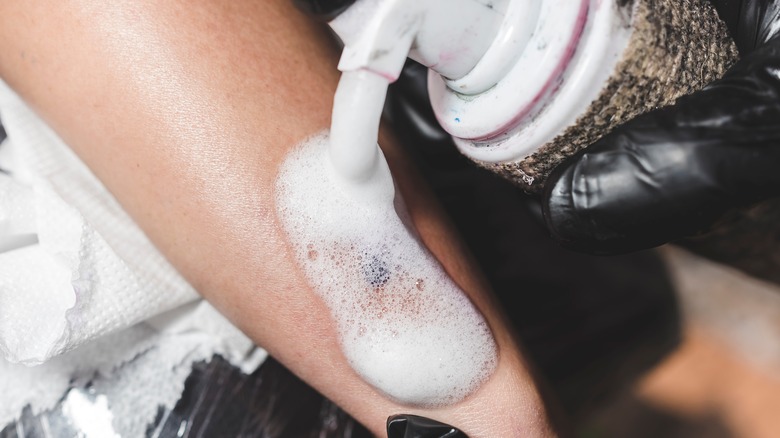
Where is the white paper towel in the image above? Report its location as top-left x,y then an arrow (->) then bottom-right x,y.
0,79 -> 208,365
0,299 -> 267,436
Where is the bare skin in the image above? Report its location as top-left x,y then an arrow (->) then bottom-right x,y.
0,0 -> 557,436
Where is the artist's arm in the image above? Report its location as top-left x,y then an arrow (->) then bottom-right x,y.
0,0 -> 556,436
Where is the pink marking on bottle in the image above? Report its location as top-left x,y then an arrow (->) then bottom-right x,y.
471,0 -> 591,141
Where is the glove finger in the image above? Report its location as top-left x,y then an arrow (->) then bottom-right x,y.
291,0 -> 356,21
542,37 -> 780,255
708,0 -> 780,54
386,414 -> 467,438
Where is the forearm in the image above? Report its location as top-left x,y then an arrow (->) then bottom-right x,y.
0,0 -> 554,435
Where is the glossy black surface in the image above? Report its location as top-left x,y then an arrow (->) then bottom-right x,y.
386,415 -> 466,438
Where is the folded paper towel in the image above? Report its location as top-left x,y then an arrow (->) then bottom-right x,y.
0,300 -> 267,436
0,80 -> 205,364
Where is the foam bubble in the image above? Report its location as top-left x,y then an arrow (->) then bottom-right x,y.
275,133 -> 497,407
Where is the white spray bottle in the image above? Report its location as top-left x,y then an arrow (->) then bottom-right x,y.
325,0 -> 736,192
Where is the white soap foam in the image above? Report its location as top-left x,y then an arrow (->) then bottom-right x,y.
275,133 -> 497,407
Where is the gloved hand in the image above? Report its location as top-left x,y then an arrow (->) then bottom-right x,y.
543,0 -> 780,255
386,414 -> 467,438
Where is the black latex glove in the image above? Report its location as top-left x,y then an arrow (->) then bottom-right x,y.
543,0 -> 780,255
386,415 -> 467,438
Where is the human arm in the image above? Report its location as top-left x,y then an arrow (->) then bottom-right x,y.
0,0 -> 556,436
